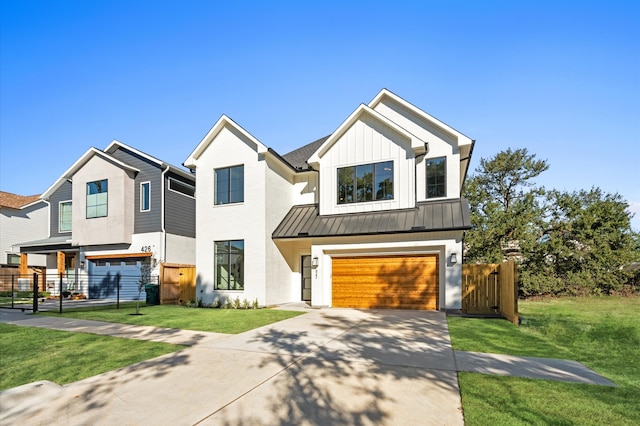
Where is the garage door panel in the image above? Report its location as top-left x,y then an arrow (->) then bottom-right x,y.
332,255 -> 439,310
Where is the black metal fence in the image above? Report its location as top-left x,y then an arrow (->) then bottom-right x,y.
0,273 -> 159,313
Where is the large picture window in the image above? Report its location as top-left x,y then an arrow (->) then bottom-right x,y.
426,157 -> 446,198
337,161 -> 393,204
214,240 -> 244,290
215,165 -> 244,205
59,201 -> 72,232
86,179 -> 108,218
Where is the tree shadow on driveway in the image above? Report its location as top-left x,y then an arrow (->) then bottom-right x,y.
204,309 -> 464,426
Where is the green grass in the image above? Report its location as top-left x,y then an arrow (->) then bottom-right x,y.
0,323 -> 181,390
38,303 -> 306,334
448,297 -> 640,425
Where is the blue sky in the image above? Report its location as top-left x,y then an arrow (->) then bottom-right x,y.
1,1 -> 638,229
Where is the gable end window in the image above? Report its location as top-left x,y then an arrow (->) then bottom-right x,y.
337,161 -> 393,204
426,157 -> 446,198
215,165 -> 244,205
86,179 -> 108,218
59,200 -> 72,232
214,240 -> 244,290
140,182 -> 151,212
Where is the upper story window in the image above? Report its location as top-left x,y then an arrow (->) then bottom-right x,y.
426,157 -> 446,198
86,179 -> 108,218
168,178 -> 195,198
59,201 -> 72,232
337,161 -> 393,204
140,182 -> 151,212
215,165 -> 244,205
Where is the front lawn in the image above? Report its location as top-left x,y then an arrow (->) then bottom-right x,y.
448,297 -> 640,425
0,323 -> 181,391
38,303 -> 306,334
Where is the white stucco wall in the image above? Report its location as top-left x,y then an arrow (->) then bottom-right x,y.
71,155 -> 135,246
164,233 -> 195,265
263,156 -> 299,305
192,124 -> 269,306
292,172 -> 318,205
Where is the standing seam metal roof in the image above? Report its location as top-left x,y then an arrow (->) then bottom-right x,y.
272,199 -> 471,239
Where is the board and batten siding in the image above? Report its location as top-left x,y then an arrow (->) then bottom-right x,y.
318,114 -> 416,216
372,98 -> 465,200
164,171 -> 195,238
48,180 -> 73,238
110,147 -> 163,234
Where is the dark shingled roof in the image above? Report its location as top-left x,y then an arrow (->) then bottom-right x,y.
273,199 -> 471,239
281,135 -> 330,170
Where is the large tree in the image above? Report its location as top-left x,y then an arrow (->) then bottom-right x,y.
523,188 -> 640,295
464,148 -> 640,295
463,148 -> 549,263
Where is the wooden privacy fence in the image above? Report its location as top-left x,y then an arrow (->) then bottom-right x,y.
159,263 -> 196,305
462,259 -> 519,324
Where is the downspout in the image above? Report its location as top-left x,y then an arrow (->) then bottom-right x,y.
43,199 -> 52,274
160,165 -> 169,265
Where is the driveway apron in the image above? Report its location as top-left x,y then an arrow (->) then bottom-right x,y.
0,309 -> 463,426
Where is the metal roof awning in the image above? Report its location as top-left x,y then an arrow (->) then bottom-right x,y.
272,199 -> 472,239
16,237 -> 76,254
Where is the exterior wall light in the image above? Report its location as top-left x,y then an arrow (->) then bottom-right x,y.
450,252 -> 457,264
312,256 -> 319,268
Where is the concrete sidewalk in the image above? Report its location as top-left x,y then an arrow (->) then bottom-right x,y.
0,307 -> 614,425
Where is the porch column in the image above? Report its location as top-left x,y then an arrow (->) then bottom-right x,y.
19,253 -> 28,275
57,252 -> 65,275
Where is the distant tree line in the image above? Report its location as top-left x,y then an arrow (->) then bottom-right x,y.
463,148 -> 640,297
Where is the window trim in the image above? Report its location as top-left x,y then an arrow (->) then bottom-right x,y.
58,200 -> 72,233
214,165 -> 244,206
214,239 -> 244,291
168,177 -> 195,199
140,181 -> 151,212
86,179 -> 108,219
337,160 -> 394,205
426,156 -> 447,199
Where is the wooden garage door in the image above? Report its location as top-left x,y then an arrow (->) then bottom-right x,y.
332,255 -> 439,310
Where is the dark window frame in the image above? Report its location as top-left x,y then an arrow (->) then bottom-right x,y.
337,161 -> 394,205
168,178 -> 195,198
214,240 -> 244,290
214,165 -> 244,205
426,157 -> 447,199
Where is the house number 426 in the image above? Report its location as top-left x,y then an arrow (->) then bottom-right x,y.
141,246 -> 152,252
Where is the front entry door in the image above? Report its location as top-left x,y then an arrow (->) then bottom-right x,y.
301,255 -> 312,303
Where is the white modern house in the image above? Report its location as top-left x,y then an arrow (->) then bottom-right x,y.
184,89 -> 474,310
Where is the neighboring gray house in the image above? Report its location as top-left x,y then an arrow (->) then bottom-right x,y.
0,191 -> 48,269
18,141 -> 195,299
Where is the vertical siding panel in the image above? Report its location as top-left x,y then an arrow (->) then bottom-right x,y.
49,181 -> 73,237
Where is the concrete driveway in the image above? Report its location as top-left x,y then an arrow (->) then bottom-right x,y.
1,308 -> 463,425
